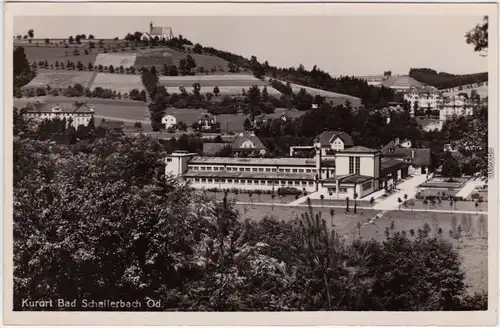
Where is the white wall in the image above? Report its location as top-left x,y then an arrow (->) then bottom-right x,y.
186,178 -> 317,192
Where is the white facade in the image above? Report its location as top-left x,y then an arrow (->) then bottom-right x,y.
404,86 -> 441,115
22,106 -> 94,129
439,96 -> 474,120
161,115 -> 177,129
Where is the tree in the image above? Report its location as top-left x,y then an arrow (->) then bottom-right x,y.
465,16 -> 488,55
88,34 -> 95,40
68,35 -> 74,44
442,154 -> 462,179
213,86 -> 220,97
345,197 -> 350,212
44,38 -> 50,45
353,193 -> 358,214
243,118 -> 252,131
27,29 -> 34,43
320,194 -> 324,207
176,121 -> 188,131
134,121 -> 143,131
193,43 -> 203,54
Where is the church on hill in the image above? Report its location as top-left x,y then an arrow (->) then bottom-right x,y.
141,22 -> 174,41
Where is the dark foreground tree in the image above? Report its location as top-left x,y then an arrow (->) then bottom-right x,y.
13,129 -> 487,311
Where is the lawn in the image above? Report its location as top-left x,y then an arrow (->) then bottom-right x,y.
232,203 -> 378,236
206,191 -> 298,204
415,188 -> 459,198
406,198 -> 487,212
300,198 -> 373,207
360,211 -> 488,294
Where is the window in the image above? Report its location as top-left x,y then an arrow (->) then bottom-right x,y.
195,178 -> 200,183
167,158 -> 172,162
194,166 -> 199,170
306,169 -> 312,173
247,180 -> 252,184
272,168 -> 277,172
267,180 -> 273,185
201,178 -> 206,183
279,169 -> 284,172
349,157 -> 354,174
292,169 -> 297,173
265,168 -> 271,172
355,157 -> 360,175
280,181 -> 286,186
327,187 -> 336,193
339,187 -> 348,193
213,167 -> 219,171
207,178 -> 213,183
285,169 -> 291,173
227,179 -> 233,183
188,166 -> 193,170
245,168 -> 250,172
252,168 -> 257,172
260,180 -> 265,185
258,168 -> 264,172
200,167 -> 206,171
239,168 -> 244,172
308,181 -> 313,186
362,181 -> 372,191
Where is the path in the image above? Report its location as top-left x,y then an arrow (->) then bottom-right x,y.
288,193 -> 318,206
455,178 -> 484,199
234,201 -> 487,215
373,175 -> 429,211
86,71 -> 98,90
94,115 -> 150,125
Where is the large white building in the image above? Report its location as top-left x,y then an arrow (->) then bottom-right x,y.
404,86 -> 441,115
21,102 -> 94,129
166,141 -> 414,200
439,95 -> 474,120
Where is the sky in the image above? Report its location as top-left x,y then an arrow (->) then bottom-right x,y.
13,15 -> 488,76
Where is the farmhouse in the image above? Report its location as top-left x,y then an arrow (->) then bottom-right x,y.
21,101 -> 94,129
161,114 -> 177,129
166,140 -> 411,199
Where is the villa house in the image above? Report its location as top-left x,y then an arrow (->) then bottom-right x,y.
314,131 -> 354,157
21,101 -> 94,129
381,140 -> 432,175
231,132 -> 268,157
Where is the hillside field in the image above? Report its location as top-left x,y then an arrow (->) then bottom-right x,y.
443,85 -> 488,98
21,70 -> 95,90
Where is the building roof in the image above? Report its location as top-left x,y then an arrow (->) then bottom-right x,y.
380,158 -> 410,176
22,102 -> 94,114
202,143 -> 228,156
381,143 -> 431,167
381,75 -> 426,89
189,156 -> 317,167
316,131 -> 354,147
231,133 -> 267,151
321,174 -> 373,185
337,146 -> 379,154
184,170 -> 316,181
339,174 -> 374,185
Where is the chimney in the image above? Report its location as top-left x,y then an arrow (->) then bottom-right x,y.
411,149 -> 415,159
394,137 -> 400,145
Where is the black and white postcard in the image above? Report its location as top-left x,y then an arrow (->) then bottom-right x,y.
3,1 -> 499,326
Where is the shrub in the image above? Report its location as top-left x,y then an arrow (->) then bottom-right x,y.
277,187 -> 301,196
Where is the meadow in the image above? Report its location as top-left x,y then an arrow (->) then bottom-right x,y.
91,73 -> 144,93
21,70 -> 95,90
23,46 -> 98,67
94,53 -> 138,68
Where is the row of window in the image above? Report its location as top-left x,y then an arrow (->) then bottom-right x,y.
188,165 -> 330,174
327,187 -> 348,193
348,157 -> 361,175
187,177 -> 315,187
